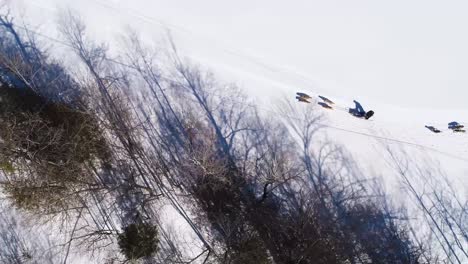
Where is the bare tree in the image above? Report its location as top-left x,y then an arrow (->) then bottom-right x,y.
385,146 -> 467,264
0,9 -> 439,263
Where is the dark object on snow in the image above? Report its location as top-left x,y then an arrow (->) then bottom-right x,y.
318,95 -> 334,105
348,100 -> 367,118
296,96 -> 311,103
453,128 -> 466,133
365,110 -> 374,120
296,92 -> 312,99
425,125 -> 442,133
448,121 -> 464,130
318,102 -> 333,109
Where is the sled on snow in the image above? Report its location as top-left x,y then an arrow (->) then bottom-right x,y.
348,109 -> 374,120
364,110 -> 375,120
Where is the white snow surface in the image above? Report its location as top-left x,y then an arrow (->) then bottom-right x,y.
3,0 -> 468,263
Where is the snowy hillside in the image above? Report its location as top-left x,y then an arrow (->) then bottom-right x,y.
2,0 -> 467,263
10,0 -> 468,163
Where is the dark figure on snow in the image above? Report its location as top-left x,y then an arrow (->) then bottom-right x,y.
348,100 -> 366,118
425,125 -> 442,133
348,100 -> 374,120
448,121 -> 464,130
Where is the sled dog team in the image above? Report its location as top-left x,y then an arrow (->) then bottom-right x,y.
296,92 -> 464,133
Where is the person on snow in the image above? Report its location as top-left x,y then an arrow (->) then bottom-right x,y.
348,100 -> 366,118
448,121 -> 464,130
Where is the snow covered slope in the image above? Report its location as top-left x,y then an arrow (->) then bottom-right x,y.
4,0 -> 468,262
11,0 -> 468,108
